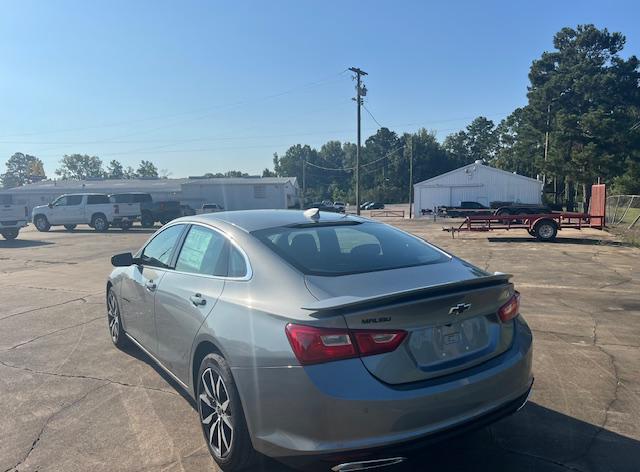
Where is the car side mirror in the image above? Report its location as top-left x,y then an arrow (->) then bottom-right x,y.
111,252 -> 135,267
48,203 -> 53,208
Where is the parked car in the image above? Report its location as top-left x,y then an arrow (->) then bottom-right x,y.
180,204 -> 196,216
108,192 -> 182,227
197,203 -> 224,214
0,195 -> 29,240
365,201 -> 385,210
307,202 -> 341,213
333,201 -> 346,213
107,210 -> 533,471
440,201 -> 492,217
32,193 -> 139,232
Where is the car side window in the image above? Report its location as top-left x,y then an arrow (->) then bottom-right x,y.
52,196 -> 67,206
228,245 -> 247,278
175,226 -> 228,276
66,195 -> 83,205
87,195 -> 109,204
140,224 -> 185,268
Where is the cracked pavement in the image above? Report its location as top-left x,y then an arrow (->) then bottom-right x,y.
1,219 -> 639,471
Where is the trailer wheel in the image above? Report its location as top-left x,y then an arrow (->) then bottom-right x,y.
534,219 -> 558,242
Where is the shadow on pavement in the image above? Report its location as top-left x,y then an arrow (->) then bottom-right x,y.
48,228 -> 158,235
487,236 -> 628,246
0,239 -> 54,248
123,343 -> 640,472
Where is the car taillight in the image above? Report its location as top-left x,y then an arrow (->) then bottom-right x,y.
353,330 -> 407,356
285,323 -> 407,365
498,291 -> 520,322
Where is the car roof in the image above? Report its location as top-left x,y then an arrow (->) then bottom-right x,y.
181,209 -> 370,233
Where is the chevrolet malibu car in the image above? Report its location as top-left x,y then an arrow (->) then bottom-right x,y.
106,209 -> 533,471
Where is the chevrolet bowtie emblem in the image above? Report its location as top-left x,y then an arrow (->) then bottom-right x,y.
449,303 -> 471,315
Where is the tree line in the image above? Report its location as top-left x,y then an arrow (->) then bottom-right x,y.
269,25 -> 640,208
0,154 -> 165,188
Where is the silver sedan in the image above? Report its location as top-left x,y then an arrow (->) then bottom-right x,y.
106,209 -> 533,471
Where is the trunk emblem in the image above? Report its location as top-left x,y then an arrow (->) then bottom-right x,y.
449,303 -> 471,316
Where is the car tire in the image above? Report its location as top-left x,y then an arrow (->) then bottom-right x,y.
141,212 -> 155,228
534,219 -> 558,242
92,214 -> 109,232
119,220 -> 132,231
64,224 -> 77,231
107,288 -> 129,349
197,353 -> 258,472
34,215 -> 51,232
1,229 -> 19,240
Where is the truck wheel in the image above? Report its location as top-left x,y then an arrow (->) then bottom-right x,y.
1,229 -> 19,240
92,214 -> 109,232
141,212 -> 155,228
34,215 -> 51,232
64,224 -> 77,231
534,220 -> 558,242
120,220 -> 132,231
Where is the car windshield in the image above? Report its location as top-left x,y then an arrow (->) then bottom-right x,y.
251,222 -> 449,276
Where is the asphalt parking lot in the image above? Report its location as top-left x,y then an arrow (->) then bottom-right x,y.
1,217 -> 639,472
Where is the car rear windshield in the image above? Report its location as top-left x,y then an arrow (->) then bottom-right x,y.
251,222 -> 449,276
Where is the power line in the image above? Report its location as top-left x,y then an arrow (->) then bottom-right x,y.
362,104 -> 384,128
303,144 -> 405,172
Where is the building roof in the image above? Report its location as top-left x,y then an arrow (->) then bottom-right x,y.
414,162 -> 541,187
0,176 -> 298,194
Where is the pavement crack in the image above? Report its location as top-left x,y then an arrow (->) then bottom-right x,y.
0,359 -> 179,396
0,297 -> 88,321
3,383 -> 108,472
0,316 -> 104,352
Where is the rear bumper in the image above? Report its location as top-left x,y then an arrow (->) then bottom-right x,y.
0,220 -> 28,229
232,317 -> 533,458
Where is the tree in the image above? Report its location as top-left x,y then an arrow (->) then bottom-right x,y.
124,166 -> 137,179
1,153 -> 46,188
106,160 -> 124,179
136,160 -> 158,178
262,168 -> 276,177
56,154 -> 103,180
524,24 -> 640,207
442,117 -> 498,166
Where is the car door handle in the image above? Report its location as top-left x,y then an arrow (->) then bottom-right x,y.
190,293 -> 207,306
145,281 -> 157,292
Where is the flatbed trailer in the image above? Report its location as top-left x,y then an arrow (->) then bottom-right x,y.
443,211 -> 605,242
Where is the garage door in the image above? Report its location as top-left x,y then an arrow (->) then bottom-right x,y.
450,185 -> 484,206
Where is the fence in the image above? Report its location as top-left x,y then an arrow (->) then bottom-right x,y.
606,195 -> 640,229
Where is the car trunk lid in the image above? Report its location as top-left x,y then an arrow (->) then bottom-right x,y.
303,259 -> 515,384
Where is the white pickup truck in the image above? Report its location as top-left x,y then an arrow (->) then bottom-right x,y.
0,195 -> 29,240
32,193 -> 140,232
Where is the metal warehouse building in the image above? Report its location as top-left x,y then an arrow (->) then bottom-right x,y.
0,177 -> 299,212
414,161 -> 542,215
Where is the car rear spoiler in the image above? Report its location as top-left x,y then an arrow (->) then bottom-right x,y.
301,273 -> 512,312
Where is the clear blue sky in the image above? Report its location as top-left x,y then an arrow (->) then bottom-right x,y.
1,0 -> 638,178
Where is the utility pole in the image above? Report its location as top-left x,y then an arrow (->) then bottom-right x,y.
349,67 -> 367,215
543,102 -> 551,188
408,135 -> 413,219
300,159 -> 306,209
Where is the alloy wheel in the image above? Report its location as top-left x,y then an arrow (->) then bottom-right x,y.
199,368 -> 234,458
107,290 -> 120,343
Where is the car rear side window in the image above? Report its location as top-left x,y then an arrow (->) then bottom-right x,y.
228,246 -> 247,278
65,195 -> 83,205
87,194 -> 109,204
141,224 -> 185,268
252,222 -> 449,276
175,225 -> 228,276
